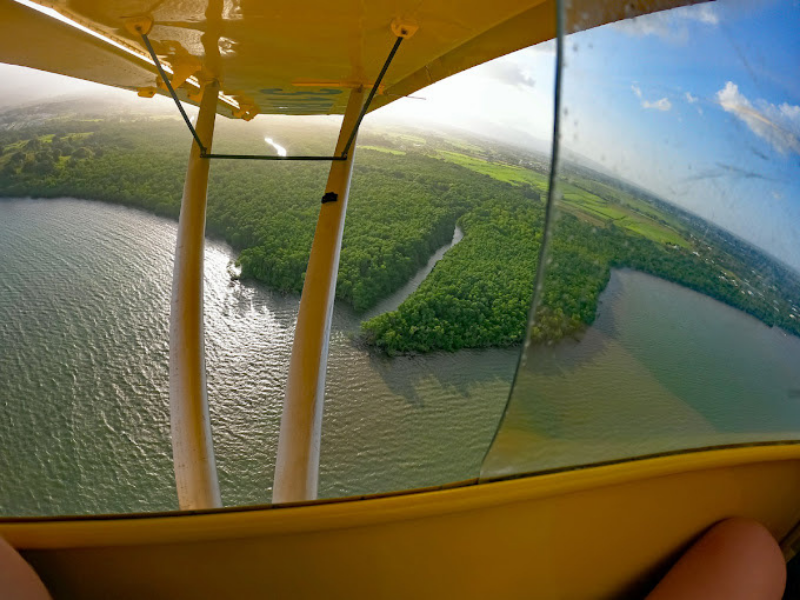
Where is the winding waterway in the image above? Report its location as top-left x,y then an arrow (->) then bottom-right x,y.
2,198 -> 800,516
0,199 -> 512,515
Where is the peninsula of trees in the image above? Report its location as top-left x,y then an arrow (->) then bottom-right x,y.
1,100 -> 798,354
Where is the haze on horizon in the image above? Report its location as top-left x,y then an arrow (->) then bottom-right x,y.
1,0 -> 798,271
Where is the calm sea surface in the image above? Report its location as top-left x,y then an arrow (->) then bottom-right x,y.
0,199 -> 513,515
484,269 -> 800,477
2,198 -> 800,516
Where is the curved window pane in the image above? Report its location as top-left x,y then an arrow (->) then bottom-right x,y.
0,55 -> 551,513
483,0 -> 800,479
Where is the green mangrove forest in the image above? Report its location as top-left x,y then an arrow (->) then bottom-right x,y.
1,100 -> 798,353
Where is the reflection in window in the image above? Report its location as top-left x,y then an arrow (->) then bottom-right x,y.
482,0 -> 800,479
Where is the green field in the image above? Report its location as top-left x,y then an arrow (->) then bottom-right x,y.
360,145 -> 405,155
435,149 -> 689,247
437,150 -> 549,189
2,140 -> 27,153
4,105 -> 796,352
384,132 -> 427,145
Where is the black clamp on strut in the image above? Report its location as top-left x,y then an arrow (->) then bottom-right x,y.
321,192 -> 339,204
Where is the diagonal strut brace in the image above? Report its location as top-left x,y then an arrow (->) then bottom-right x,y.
139,32 -> 404,162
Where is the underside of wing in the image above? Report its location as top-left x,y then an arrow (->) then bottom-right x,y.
0,0 -> 699,118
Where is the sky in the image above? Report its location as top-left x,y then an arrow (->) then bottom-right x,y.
1,0 -> 799,269
380,0 -> 800,270
558,0 -> 800,269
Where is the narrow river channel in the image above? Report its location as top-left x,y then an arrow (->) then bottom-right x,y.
2,198 -> 799,516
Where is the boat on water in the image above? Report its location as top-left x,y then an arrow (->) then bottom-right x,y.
1,0 -> 800,597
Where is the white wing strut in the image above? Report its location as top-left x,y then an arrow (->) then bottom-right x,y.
169,79 -> 223,510
272,87 -> 365,504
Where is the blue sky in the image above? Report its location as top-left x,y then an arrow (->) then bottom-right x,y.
547,0 -> 800,269
2,0 -> 799,268
383,0 -> 800,270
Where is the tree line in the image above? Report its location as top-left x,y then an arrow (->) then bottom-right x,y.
1,109 -> 797,354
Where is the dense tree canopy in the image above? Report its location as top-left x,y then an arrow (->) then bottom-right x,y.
1,105 -> 798,354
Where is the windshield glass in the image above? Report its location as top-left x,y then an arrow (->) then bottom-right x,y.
2,0 -> 798,516
482,0 -> 800,480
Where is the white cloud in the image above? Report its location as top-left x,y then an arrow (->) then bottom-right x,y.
685,92 -> 698,104
376,50 -> 555,145
527,39 -> 556,56
691,4 -> 720,25
781,103 -> 800,120
632,84 -> 671,111
716,81 -> 800,155
643,97 -> 672,111
614,3 -> 719,42
484,60 -> 537,89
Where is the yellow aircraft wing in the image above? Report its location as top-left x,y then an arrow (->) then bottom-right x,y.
0,0 -> 694,118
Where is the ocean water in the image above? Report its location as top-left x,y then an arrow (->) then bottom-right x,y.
484,269 -> 800,477
3,198 -> 799,516
0,198 -> 514,515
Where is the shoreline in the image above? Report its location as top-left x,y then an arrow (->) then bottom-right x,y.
3,195 -> 798,356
